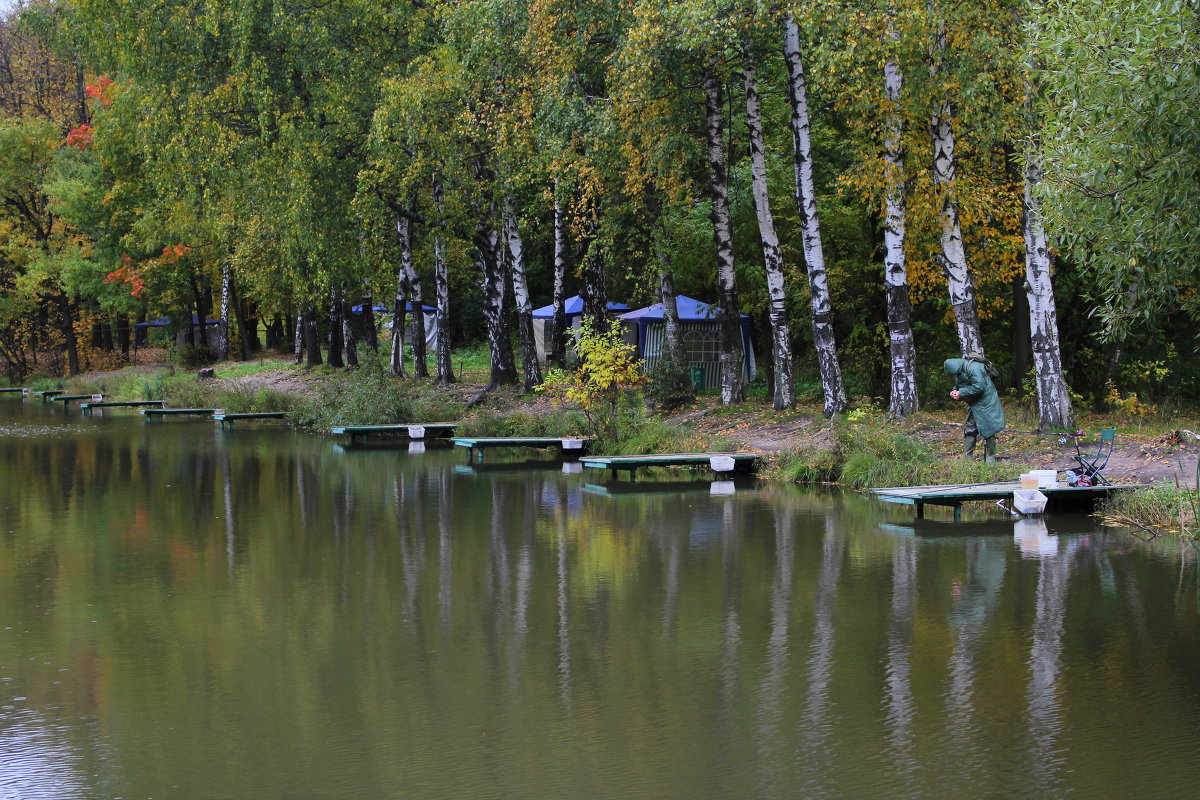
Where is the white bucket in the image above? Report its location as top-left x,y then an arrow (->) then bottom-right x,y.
710,455 -> 736,473
91,394 -> 103,402
561,438 -> 584,450
1027,470 -> 1057,489
1013,489 -> 1048,514
408,425 -> 426,439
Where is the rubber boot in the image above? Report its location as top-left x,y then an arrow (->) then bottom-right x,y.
963,435 -> 977,459
983,437 -> 997,463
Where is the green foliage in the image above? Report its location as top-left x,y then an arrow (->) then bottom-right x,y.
456,409 -> 589,438
1100,480 -> 1199,536
292,351 -> 460,430
643,352 -> 695,411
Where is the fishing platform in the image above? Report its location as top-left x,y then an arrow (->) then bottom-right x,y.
33,390 -> 65,401
55,394 -> 104,407
331,423 -> 457,444
214,411 -> 288,429
870,480 -> 1152,520
452,436 -> 592,463
81,400 -> 164,416
141,408 -> 217,422
580,452 -> 759,480
0,387 -> 26,394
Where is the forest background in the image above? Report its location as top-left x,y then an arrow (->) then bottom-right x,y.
0,0 -> 1196,428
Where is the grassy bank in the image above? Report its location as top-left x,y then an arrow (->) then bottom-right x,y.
1099,483 -> 1198,537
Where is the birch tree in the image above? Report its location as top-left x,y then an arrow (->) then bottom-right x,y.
782,18 -> 847,415
503,192 -> 542,391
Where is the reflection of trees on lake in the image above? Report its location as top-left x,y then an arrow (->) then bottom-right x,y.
885,535 -> 918,777
756,505 -> 795,795
1024,523 -> 1073,793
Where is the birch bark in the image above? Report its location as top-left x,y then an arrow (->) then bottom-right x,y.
551,186 -> 567,366
783,20 -> 847,416
217,262 -> 230,361
475,225 -> 517,389
745,62 -> 795,411
703,68 -> 745,405
433,174 -> 455,383
391,214 -> 411,378
341,296 -> 358,368
1022,63 -> 1072,428
327,289 -> 344,368
929,16 -> 984,356
504,193 -> 543,391
882,22 -> 919,418
403,221 -> 429,379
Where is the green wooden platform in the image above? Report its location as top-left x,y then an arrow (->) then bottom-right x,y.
580,452 -> 759,480
214,411 -> 287,429
141,408 -> 217,421
452,436 -> 593,463
34,389 -> 64,401
870,480 -> 1153,520
331,423 -> 457,444
0,387 -> 26,394
55,394 -> 104,407
81,400 -> 164,416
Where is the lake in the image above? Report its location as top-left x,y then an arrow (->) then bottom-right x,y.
1,398 -> 1198,798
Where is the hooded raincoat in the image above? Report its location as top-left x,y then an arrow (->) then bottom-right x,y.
943,357 -> 1005,439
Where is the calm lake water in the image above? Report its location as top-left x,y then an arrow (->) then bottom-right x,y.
1,398 -> 1199,799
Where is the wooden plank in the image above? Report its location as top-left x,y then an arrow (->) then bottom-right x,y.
55,394 -> 105,406
0,388 -> 26,393
452,436 -> 591,448
331,423 -> 458,442
869,481 -> 1155,511
213,411 -> 288,429
580,453 -> 758,468
141,408 -> 216,422
81,400 -> 164,409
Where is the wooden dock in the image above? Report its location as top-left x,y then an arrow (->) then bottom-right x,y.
81,400 -> 164,416
141,408 -> 217,422
870,480 -> 1152,520
452,436 -> 593,463
331,423 -> 457,444
0,387 -> 26,394
55,394 -> 104,407
214,411 -> 287,429
580,452 -> 759,480
34,390 -> 64,402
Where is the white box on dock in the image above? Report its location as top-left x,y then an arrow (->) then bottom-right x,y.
1022,470 -> 1057,489
710,455 -> 736,473
1013,489 -> 1048,514
408,425 -> 425,439
561,438 -> 585,450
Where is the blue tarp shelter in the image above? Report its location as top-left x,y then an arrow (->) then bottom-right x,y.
618,295 -> 755,390
532,295 -> 630,365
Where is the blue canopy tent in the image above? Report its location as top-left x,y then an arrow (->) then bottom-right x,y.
369,302 -> 439,350
618,295 -> 755,390
531,295 -> 630,364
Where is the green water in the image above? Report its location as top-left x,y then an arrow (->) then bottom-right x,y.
1,398 -> 1198,799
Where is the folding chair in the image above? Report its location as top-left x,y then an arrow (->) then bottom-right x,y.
1073,427 -> 1116,486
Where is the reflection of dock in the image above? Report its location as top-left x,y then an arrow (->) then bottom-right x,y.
583,480 -> 722,497
455,459 -> 570,475
870,481 -> 1151,519
333,439 -> 453,453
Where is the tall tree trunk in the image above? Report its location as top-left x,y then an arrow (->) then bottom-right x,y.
400,206 -> 429,378
784,20 -> 847,416
579,214 -> 608,334
433,174 -> 455,384
391,214 -> 411,378
703,68 -> 745,405
929,17 -> 984,356
504,193 -> 542,392
362,288 -> 379,352
551,184 -> 567,367
881,25 -> 919,418
55,294 -> 79,375
341,298 -> 358,368
217,262 -> 231,361
231,280 -> 251,360
475,225 -> 517,389
327,289 -> 345,368
1011,274 -> 1033,387
293,310 -> 303,364
115,313 -> 130,356
1022,98 -> 1072,428
648,195 -> 687,371
745,62 -> 795,411
189,275 -> 204,350
303,307 -> 322,367
101,321 -> 114,351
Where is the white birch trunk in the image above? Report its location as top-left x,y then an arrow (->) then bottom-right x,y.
402,216 -> 429,379
744,63 -> 795,411
703,68 -> 745,405
293,310 -> 302,365
883,26 -> 920,418
504,193 -> 542,391
1024,154 -> 1072,429
476,225 -> 517,389
433,174 -> 455,383
930,18 -> 985,356
551,184 -> 567,366
784,19 -> 847,416
391,215 -> 411,378
217,262 -> 230,361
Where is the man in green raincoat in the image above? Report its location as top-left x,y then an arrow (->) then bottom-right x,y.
944,353 -> 1005,462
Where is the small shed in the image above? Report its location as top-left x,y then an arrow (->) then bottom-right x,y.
531,295 -> 630,365
618,295 -> 756,390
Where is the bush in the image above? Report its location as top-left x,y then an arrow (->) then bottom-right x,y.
456,409 -> 589,438
644,354 -> 695,411
292,351 -> 460,429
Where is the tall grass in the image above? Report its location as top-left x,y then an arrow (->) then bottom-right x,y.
292,351 -> 461,429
